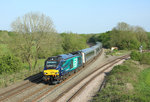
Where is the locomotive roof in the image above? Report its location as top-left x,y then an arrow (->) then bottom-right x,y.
59,54 -> 77,60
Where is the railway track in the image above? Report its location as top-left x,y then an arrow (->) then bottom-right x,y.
0,74 -> 43,102
0,49 -> 103,102
25,49 -> 104,102
52,54 -> 129,102
0,49 -> 129,102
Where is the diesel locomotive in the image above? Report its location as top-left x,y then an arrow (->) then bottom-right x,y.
43,42 -> 102,84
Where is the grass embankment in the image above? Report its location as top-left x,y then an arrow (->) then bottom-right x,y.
0,59 -> 45,88
105,49 -> 130,56
93,59 -> 150,102
0,43 -> 45,88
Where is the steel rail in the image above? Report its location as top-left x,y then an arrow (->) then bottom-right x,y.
31,49 -> 104,102
67,59 -> 124,102
52,54 -> 129,102
0,75 -> 42,102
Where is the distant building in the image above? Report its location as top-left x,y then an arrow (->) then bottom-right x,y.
111,47 -> 118,51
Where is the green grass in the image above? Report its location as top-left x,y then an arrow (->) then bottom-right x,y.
0,44 -> 10,54
106,49 -> 130,56
145,69 -> 150,86
0,58 -> 45,88
135,68 -> 150,98
93,60 -> 150,102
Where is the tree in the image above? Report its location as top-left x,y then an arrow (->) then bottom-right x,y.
110,22 -> 141,49
10,12 -> 61,71
97,31 -> 111,48
113,22 -> 132,31
61,33 -> 88,53
133,26 -> 148,43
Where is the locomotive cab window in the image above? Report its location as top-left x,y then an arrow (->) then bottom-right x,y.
46,61 -> 58,69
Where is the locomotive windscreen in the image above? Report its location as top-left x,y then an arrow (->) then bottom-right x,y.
46,61 -> 58,68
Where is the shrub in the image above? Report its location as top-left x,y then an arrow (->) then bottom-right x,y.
130,51 -> 141,61
140,53 -> 150,65
110,65 -> 129,75
0,54 -> 22,74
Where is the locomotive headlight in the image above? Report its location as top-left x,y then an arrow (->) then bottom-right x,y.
44,72 -> 47,75
55,72 -> 59,74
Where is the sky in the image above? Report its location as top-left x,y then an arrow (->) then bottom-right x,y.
0,0 -> 150,33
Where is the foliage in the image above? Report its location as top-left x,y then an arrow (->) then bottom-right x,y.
134,68 -> 150,101
0,31 -> 10,44
97,31 -> 111,48
110,65 -> 129,75
88,35 -> 97,44
110,30 -> 141,50
61,33 -> 88,53
140,52 -> 150,65
10,12 -> 62,70
80,34 -> 94,43
0,58 -> 44,88
96,22 -> 149,50
0,54 -> 22,74
131,51 -> 150,65
93,60 -> 150,102
130,51 -> 141,61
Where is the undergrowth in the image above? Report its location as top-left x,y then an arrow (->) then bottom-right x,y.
93,59 -> 150,102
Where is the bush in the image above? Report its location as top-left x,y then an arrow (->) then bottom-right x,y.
140,53 -> 150,65
131,51 -> 150,65
110,65 -> 129,75
0,54 -> 22,74
130,51 -> 141,61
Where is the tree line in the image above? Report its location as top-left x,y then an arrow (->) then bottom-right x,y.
95,22 -> 150,50
1,13 -> 149,75
0,12 -> 88,74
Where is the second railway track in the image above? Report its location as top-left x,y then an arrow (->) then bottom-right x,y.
0,49 -> 129,102
0,48 -> 103,102
0,75 -> 43,102
52,54 -> 129,102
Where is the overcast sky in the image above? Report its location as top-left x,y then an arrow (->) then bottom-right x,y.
0,0 -> 150,33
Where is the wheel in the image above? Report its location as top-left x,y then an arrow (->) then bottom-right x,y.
74,69 -> 77,73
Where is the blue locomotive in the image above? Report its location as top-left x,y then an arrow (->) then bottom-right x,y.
43,42 -> 102,84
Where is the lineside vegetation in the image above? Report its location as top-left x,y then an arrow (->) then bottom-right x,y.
93,52 -> 150,102
96,22 -> 150,50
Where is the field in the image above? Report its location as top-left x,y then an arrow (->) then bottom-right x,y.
93,59 -> 150,102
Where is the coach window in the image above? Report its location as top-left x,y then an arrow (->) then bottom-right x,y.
86,51 -> 94,59
96,48 -> 100,54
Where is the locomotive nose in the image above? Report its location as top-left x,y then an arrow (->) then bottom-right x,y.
43,69 -> 59,76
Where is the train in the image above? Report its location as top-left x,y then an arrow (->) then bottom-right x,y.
43,42 -> 102,84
